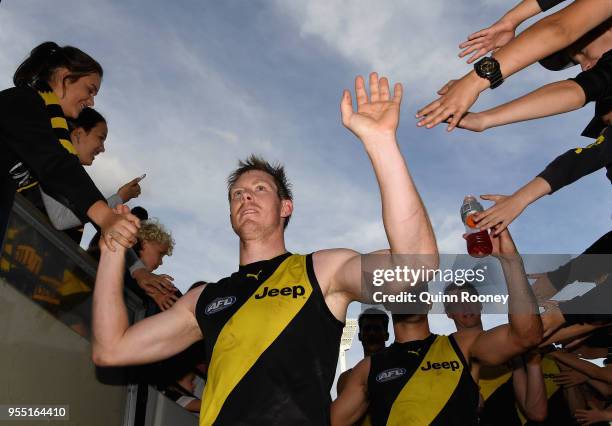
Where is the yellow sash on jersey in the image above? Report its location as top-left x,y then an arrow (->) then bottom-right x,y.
517,355 -> 560,425
387,335 -> 464,426
200,254 -> 313,426
479,364 -> 512,401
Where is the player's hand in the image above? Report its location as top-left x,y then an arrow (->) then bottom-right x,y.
132,268 -> 176,295
341,72 -> 402,144
528,273 -> 558,303
149,290 -> 179,311
100,204 -> 139,251
575,401 -> 611,425
554,369 -> 588,387
490,227 -> 519,259
473,194 -> 528,236
459,19 -> 517,64
118,176 -> 144,202
416,73 -> 483,131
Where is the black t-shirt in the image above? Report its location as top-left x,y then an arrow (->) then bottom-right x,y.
537,126 -> 611,192
571,49 -> 612,105
537,0 -> 566,12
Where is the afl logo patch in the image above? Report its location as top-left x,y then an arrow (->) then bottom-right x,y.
376,368 -> 407,383
205,296 -> 236,315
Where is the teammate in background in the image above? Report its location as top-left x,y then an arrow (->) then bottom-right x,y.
337,308 -> 390,398
92,72 -> 438,425
444,282 -> 547,425
416,0 -> 612,131
331,228 -> 543,426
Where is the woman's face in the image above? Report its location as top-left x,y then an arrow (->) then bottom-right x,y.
50,69 -> 101,119
71,121 -> 107,165
140,240 -> 169,272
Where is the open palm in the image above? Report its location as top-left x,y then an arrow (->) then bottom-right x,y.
341,72 -> 402,142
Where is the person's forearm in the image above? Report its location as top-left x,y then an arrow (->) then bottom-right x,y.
501,257 -> 543,347
523,359 -> 548,420
501,0 -> 545,29
494,0 -> 612,80
92,248 -> 130,364
512,360 -> 529,409
86,200 -> 113,228
364,138 -> 437,258
547,231 -> 612,290
587,378 -> 612,397
481,80 -> 585,130
551,351 -> 610,382
512,177 -> 552,208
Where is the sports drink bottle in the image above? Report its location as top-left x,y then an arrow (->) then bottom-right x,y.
460,196 -> 493,258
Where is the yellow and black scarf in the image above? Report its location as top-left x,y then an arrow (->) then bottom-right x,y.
16,87 -> 77,193
37,87 -> 77,155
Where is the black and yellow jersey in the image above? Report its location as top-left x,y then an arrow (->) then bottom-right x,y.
522,356 -> 573,426
479,364 -> 520,426
195,252 -> 343,426
367,334 -> 479,426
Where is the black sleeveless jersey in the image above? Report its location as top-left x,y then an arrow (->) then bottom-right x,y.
479,365 -> 521,426
195,252 -> 343,425
367,334 -> 479,426
523,356 -> 573,426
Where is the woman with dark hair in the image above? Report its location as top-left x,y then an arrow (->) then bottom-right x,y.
41,107 -> 143,237
0,41 -> 138,249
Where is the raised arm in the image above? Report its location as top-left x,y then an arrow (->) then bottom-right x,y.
512,353 -> 548,422
92,217 -> 202,366
467,229 -> 543,366
550,350 -> 612,383
417,0 -> 612,131
457,80 -> 586,132
331,357 -> 371,426
458,0 -> 547,64
314,73 -> 438,305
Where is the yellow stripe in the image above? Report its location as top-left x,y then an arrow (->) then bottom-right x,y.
59,138 -> 77,155
51,116 -> 69,130
39,91 -> 59,105
517,356 -> 560,424
479,364 -> 512,401
387,336 -> 463,426
200,254 -> 312,425
16,181 -> 40,192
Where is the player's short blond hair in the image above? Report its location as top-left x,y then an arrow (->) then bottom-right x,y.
137,219 -> 175,256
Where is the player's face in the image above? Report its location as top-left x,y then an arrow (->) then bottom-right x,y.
140,240 -> 169,271
229,170 -> 291,238
358,318 -> 389,354
446,291 -> 482,330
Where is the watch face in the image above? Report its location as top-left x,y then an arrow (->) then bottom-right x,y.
480,61 -> 496,74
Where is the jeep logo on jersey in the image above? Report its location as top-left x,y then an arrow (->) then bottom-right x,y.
420,360 -> 461,371
254,285 -> 305,299
205,296 -> 237,315
376,368 -> 407,383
